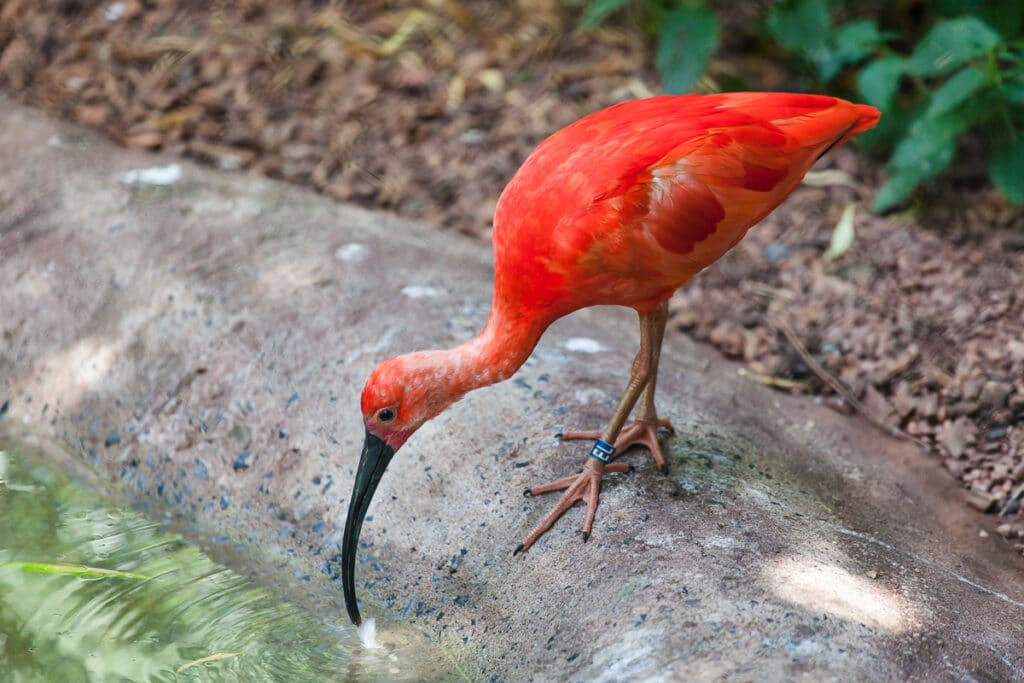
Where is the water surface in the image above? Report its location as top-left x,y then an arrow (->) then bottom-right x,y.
0,446 -> 462,682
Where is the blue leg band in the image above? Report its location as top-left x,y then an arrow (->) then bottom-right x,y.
588,439 -> 616,464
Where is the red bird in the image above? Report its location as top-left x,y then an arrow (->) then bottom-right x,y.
343,92 -> 880,624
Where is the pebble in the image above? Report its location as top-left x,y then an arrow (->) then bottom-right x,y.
401,285 -> 442,299
979,381 -> 1011,410
563,337 -> 603,353
966,491 -> 997,513
117,163 -> 181,185
233,451 -> 253,470
763,241 -> 791,262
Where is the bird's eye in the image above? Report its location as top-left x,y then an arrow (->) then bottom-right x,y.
377,408 -> 396,423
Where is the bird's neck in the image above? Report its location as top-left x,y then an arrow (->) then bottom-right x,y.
446,298 -> 549,398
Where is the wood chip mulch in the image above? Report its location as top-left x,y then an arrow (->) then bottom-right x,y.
3,0 -> 1023,551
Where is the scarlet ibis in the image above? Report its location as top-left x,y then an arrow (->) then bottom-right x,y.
343,92 -> 880,624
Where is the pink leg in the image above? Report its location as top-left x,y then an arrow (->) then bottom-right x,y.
516,302 -> 670,553
560,300 -> 674,472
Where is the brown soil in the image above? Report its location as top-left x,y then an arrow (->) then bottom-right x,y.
3,1 -> 1023,550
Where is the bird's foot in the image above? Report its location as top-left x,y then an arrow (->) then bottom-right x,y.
560,417 -> 675,473
514,461 -> 630,554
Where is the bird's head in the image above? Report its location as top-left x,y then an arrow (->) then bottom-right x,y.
342,351 -> 465,624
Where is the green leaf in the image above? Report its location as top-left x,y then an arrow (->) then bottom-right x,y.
874,165 -> 931,212
925,66 -> 989,118
990,136 -> 1024,204
581,0 -> 633,30
888,111 -> 972,172
0,561 -> 149,579
1002,70 -> 1024,105
873,106 -> 978,211
766,0 -> 831,55
815,20 -> 889,82
857,56 -> 905,110
656,5 -> 720,95
827,20 -> 887,73
905,17 -> 1002,77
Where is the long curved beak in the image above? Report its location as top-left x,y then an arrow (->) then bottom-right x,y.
342,429 -> 395,625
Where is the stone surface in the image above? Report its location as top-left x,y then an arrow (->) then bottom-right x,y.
2,99 -> 1023,681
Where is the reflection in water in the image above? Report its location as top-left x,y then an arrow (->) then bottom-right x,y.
0,449 -> 460,682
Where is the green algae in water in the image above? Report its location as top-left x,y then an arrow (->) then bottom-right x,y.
0,448 -> 461,682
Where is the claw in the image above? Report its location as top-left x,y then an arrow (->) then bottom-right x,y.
518,460 -> 631,551
513,543 -> 525,556
518,466 -> 601,551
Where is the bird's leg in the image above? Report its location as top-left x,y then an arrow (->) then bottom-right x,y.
559,301 -> 675,473
516,308 -> 660,553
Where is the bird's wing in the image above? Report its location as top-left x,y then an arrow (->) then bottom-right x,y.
578,94 -> 876,259
494,93 -> 878,306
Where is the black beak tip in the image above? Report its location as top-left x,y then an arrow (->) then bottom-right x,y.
341,430 -> 396,628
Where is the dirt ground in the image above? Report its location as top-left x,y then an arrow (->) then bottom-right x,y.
3,1 -> 1023,550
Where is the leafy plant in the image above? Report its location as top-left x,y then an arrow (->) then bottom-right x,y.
580,0 -> 1024,210
582,0 -> 719,95
857,15 -> 1024,209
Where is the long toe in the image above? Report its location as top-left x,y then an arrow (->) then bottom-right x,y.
517,463 -> 629,552
619,422 -> 668,472
558,428 -> 602,441
525,472 -> 582,496
560,419 -> 673,468
573,420 -> 671,471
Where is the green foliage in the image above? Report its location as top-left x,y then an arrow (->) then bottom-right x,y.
581,0 -> 635,29
580,0 -> 1024,210
855,15 -> 1021,210
582,0 -> 720,94
656,5 -> 719,94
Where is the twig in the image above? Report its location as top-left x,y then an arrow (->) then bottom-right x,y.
773,317 -> 927,449
737,367 -> 810,392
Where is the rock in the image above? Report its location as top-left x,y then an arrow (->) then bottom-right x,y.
867,346 -> 919,386
708,321 -> 744,357
2,99 -> 1023,682
966,491 -> 997,513
1009,389 -> 1024,414
960,377 -> 986,402
947,400 -> 980,418
979,381 -> 1012,411
862,384 -> 898,426
935,417 -> 977,458
892,382 -> 916,418
763,241 -> 791,262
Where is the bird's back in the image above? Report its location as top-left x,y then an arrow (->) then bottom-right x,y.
492,93 -> 879,316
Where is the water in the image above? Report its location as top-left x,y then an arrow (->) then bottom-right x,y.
0,446 -> 464,682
